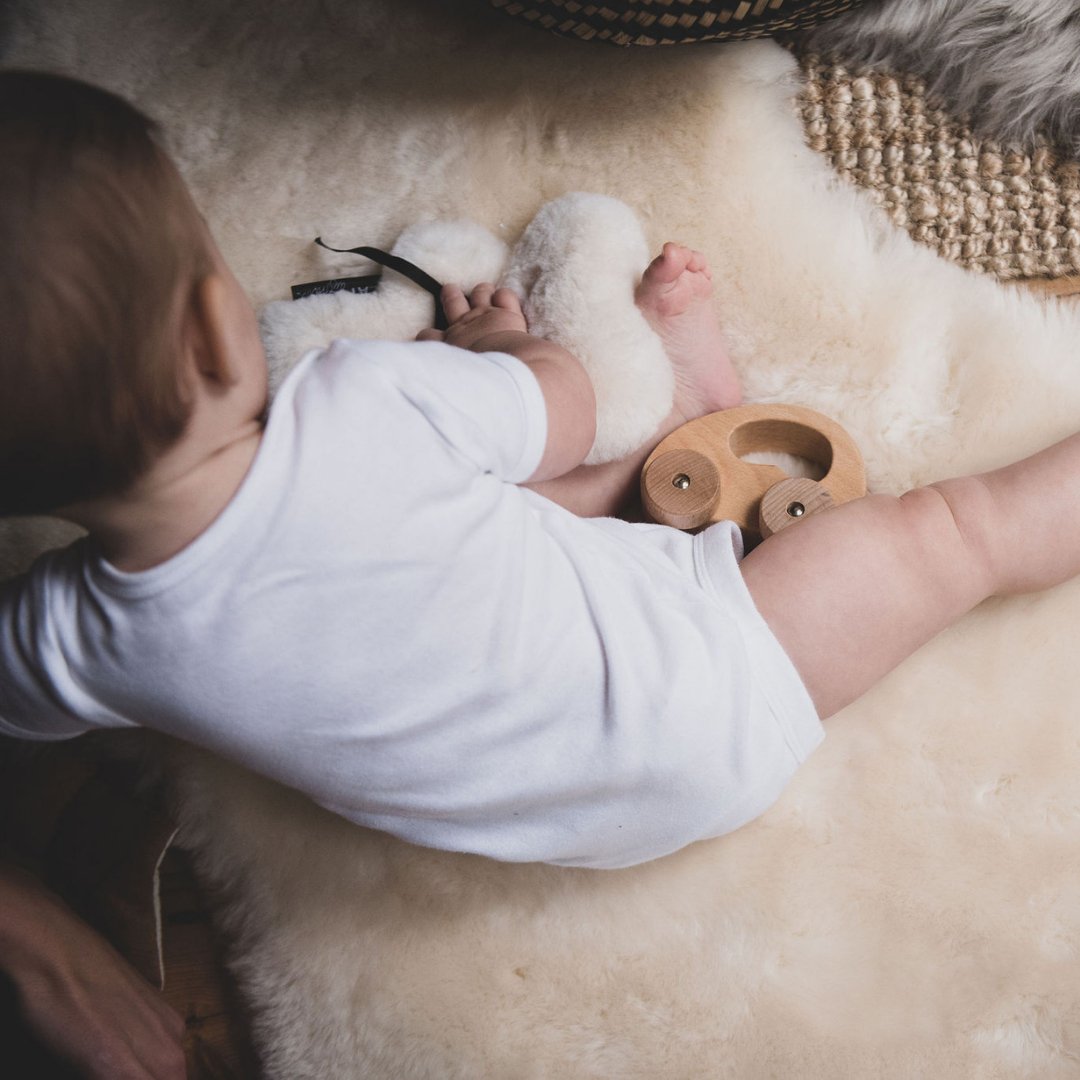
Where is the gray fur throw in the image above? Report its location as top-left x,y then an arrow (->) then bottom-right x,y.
803,0 -> 1080,154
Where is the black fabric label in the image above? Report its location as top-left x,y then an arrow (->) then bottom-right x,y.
290,274 -> 381,301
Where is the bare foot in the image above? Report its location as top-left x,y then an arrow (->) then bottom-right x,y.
635,242 -> 742,421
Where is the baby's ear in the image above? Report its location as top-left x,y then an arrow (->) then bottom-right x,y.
185,273 -> 243,387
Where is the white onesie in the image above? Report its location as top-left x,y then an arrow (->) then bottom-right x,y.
0,339 -> 822,868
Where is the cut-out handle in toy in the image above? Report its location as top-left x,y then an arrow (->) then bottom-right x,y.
641,404 -> 866,537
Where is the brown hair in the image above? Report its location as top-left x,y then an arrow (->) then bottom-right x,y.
0,70 -> 213,515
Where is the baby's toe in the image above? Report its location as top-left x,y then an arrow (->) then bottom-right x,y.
685,248 -> 711,276
643,244 -> 689,287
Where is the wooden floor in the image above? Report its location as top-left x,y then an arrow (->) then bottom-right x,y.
0,854 -> 256,1079
2,847 -> 257,1079
1020,274 -> 1080,298
0,737 -> 257,1078
157,848 -> 259,1079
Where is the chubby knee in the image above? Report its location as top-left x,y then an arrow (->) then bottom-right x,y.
896,479 -> 999,604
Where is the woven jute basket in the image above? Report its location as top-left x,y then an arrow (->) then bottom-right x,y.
798,55 -> 1080,282
488,0 -> 864,46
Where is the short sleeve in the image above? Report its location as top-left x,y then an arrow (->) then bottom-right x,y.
0,564 -> 96,741
354,340 -> 549,483
0,710 -> 88,741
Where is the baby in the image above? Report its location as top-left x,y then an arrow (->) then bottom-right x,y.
4,70 -> 1080,874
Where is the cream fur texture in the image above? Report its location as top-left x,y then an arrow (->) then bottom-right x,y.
6,1 -> 1080,1076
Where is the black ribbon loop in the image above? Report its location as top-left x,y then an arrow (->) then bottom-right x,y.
314,239 -> 448,330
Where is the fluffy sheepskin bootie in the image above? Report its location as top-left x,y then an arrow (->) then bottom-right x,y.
501,193 -> 674,464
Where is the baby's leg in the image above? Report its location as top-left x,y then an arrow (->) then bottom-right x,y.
743,432 -> 1080,719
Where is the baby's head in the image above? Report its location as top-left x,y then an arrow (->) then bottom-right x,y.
0,70 -> 229,516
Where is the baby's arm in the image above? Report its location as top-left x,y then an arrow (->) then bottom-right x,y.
418,284 -> 596,483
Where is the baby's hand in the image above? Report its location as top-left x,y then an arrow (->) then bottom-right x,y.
417,283 -> 528,353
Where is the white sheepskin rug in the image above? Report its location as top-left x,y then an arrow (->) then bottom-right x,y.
7,1 -> 1080,1076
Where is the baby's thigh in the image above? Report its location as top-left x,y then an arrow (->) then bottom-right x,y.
740,488 -> 988,720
